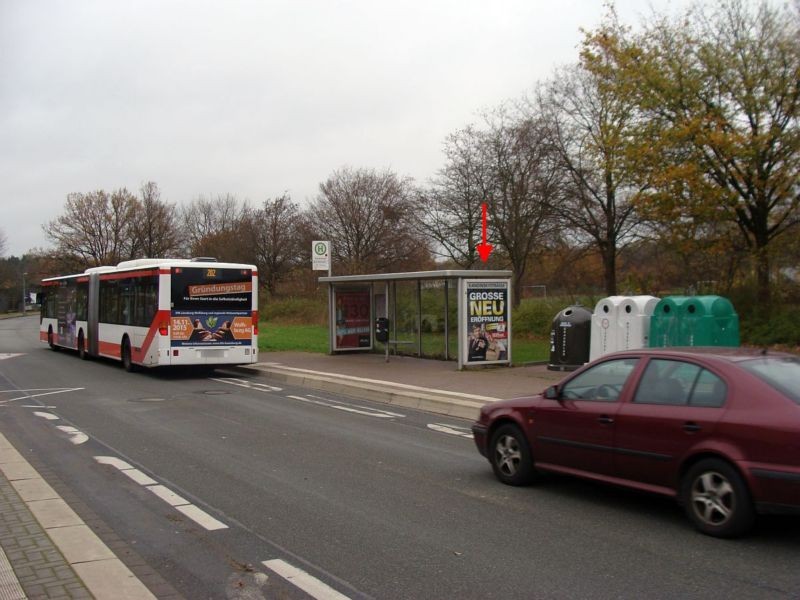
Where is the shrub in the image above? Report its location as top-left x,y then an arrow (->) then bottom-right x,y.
739,306 -> 800,349
513,296 -> 597,338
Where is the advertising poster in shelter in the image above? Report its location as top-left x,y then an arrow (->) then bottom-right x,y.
464,280 -> 510,365
334,286 -> 372,351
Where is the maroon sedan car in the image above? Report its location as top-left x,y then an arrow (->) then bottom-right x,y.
472,348 -> 800,537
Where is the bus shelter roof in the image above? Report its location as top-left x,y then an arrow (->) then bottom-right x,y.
318,270 -> 512,284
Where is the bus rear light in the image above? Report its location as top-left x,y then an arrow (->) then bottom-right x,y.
252,311 -> 259,335
158,321 -> 169,336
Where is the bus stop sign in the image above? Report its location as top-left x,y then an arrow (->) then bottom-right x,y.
312,241 -> 330,271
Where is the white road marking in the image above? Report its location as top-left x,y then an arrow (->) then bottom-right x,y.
33,411 -> 59,421
0,353 -> 24,360
95,456 -> 133,470
147,485 -> 190,507
174,504 -> 228,530
93,456 -> 228,531
55,425 -> 89,445
427,424 -> 473,439
0,387 -> 84,405
21,405 -> 57,409
121,469 -> 159,486
210,377 -> 283,392
262,559 -> 350,600
287,394 -> 405,419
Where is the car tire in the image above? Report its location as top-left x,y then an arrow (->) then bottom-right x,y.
681,458 -> 755,538
121,338 -> 136,372
489,424 -> 537,486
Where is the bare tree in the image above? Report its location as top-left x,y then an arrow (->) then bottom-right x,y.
416,127 -> 486,267
481,109 -> 562,306
130,182 -> 182,258
541,57 -> 646,296
308,167 -> 430,274
179,194 -> 249,257
245,194 -> 303,297
44,189 -> 139,267
0,229 -> 7,257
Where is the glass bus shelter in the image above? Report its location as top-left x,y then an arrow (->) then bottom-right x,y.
318,270 -> 513,370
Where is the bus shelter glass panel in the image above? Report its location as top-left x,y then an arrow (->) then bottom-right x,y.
419,280 -> 452,360
333,285 -> 372,351
389,280 -> 418,356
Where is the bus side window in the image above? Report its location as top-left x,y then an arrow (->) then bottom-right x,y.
120,279 -> 134,326
100,280 -> 120,324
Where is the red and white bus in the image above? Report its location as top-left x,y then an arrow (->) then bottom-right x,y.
40,258 -> 258,370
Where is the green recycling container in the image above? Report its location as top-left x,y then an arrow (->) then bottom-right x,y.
680,295 -> 739,346
648,296 -> 689,347
649,295 -> 739,347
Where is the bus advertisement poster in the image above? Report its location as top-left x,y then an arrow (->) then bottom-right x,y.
334,286 -> 372,351
464,279 -> 510,365
170,310 -> 252,346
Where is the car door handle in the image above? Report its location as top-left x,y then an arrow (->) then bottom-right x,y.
683,422 -> 701,433
597,415 -> 614,425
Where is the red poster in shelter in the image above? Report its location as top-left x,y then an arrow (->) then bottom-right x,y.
334,287 -> 371,350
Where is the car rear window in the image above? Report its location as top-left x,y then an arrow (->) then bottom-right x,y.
739,356 -> 800,405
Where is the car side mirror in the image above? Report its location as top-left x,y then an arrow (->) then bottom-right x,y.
544,385 -> 559,400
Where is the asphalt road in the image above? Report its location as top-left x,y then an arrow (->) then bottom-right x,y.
1,315 -> 799,599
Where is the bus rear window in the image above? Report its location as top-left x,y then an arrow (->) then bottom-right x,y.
171,267 -> 252,311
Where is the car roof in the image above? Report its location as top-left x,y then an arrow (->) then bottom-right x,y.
603,346 -> 797,363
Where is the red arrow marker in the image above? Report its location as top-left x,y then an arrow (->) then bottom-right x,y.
476,203 -> 493,262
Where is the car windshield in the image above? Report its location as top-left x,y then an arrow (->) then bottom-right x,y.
739,356 -> 800,405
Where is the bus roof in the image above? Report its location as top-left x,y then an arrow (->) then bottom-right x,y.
41,258 -> 257,282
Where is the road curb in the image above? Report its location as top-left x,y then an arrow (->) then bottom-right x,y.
233,365 -> 496,420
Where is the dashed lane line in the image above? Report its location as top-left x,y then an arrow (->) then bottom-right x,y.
287,394 -> 405,419
55,425 -> 89,445
210,377 -> 283,392
34,411 -> 60,420
262,559 -> 351,600
93,456 -> 229,531
427,423 -> 473,439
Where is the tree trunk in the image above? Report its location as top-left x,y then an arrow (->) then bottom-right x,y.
755,245 -> 771,307
602,247 -> 617,296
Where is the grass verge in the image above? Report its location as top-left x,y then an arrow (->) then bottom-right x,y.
258,320 -> 550,363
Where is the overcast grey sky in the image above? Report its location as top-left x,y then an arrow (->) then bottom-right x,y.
1,0 -> 691,257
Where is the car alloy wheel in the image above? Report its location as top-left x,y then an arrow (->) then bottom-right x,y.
489,424 -> 536,486
495,434 -> 522,477
691,471 -> 734,526
682,458 -> 754,537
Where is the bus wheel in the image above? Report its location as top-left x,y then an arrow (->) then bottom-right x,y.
48,327 -> 59,351
78,332 -> 88,360
121,338 -> 136,372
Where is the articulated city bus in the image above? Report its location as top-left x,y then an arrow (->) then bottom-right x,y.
40,258 -> 258,370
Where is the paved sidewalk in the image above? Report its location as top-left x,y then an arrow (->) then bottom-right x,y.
240,351 -> 564,419
0,434 -> 172,600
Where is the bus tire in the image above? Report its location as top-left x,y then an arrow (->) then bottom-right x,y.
48,327 -> 59,351
78,331 -> 89,360
121,337 -> 136,372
